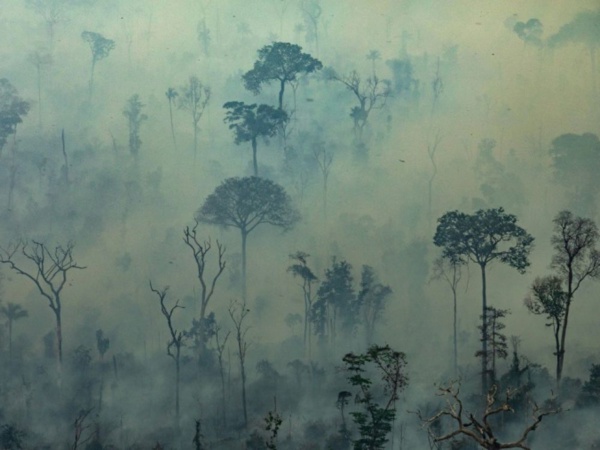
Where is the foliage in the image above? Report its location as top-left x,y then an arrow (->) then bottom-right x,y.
0,424 -> 26,450
123,94 -> 147,158
342,345 -> 408,450
475,306 -> 510,383
513,19 -> 544,47
0,79 -> 30,152
577,364 -> 600,408
81,31 -> 115,64
357,266 -> 392,346
242,42 -> 322,109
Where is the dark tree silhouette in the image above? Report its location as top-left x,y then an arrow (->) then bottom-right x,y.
197,176 -> 300,301
525,275 -> 567,386
0,241 -> 85,365
165,87 -> 178,150
182,220 -> 226,322
123,94 -> 147,161
178,76 -> 210,161
476,306 -> 510,385
81,31 -> 115,99
513,18 -> 544,47
28,49 -> 52,128
287,251 -> 318,357
433,208 -> 533,393
0,302 -> 28,365
228,299 -> 250,429
242,42 -> 322,110
223,101 -> 288,176
149,282 -> 185,433
545,211 -> 599,385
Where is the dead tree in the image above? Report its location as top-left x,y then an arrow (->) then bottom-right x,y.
418,382 -> 560,450
0,241 -> 85,365
214,325 -> 230,430
72,408 -> 94,450
426,131 -> 442,229
228,299 -> 250,429
183,221 -> 226,322
150,282 -> 185,432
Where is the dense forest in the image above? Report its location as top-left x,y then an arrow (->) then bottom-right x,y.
0,1 -> 599,448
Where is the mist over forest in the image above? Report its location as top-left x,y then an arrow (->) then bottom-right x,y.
0,1 -> 599,448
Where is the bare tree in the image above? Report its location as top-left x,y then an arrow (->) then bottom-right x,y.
28,49 -> 52,128
71,408 -> 94,450
165,87 -> 178,150
426,131 -> 442,229
0,302 -> 28,365
183,221 -> 226,322
0,241 -> 85,365
228,299 -> 250,429
313,141 -> 333,218
418,382 -> 559,450
149,282 -> 185,432
214,325 -> 230,429
178,76 -> 211,161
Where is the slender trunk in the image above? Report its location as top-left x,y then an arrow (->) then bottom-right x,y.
169,101 -> 177,150
7,131 -> 18,212
590,46 -> 597,98
37,64 -> 42,128
452,285 -> 458,376
278,79 -> 285,110
219,357 -> 227,428
480,264 -> 488,394
251,137 -> 258,177
241,363 -> 247,428
8,319 -> 13,365
55,306 -> 63,365
554,322 -> 561,389
193,121 -> 198,163
241,230 -> 247,302
61,129 -> 69,184
175,352 -> 180,430
89,59 -> 96,101
557,269 -> 573,386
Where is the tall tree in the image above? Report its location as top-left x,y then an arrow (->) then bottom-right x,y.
178,76 -> 211,161
122,94 -> 147,162
431,256 -> 464,376
0,241 -> 85,365
182,220 -> 226,322
197,176 -> 300,301
326,69 -> 391,145
357,265 -> 392,346
540,211 -> 599,385
228,299 -> 250,429
81,31 -> 115,99
149,282 -> 186,433
311,258 -> 356,346
300,0 -> 322,55
242,42 -> 322,110
287,251 -> 318,357
524,275 -> 568,386
28,49 -> 52,128
0,302 -> 28,365
165,87 -> 178,150
313,140 -> 333,218
223,101 -> 288,176
433,208 -> 533,393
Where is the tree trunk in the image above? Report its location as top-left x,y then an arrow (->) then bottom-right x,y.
175,352 -> 180,430
89,59 -> 96,101
241,230 -> 247,302
278,79 -> 285,110
55,307 -> 63,365
37,64 -> 42,128
241,360 -> 248,429
480,264 -> 488,394
8,319 -> 13,365
251,137 -> 258,177
452,285 -> 458,376
169,101 -> 177,150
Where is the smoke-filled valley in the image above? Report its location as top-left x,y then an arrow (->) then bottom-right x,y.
0,1 -> 599,448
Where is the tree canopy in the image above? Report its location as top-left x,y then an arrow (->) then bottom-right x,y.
0,79 -> 30,152
242,42 -> 323,109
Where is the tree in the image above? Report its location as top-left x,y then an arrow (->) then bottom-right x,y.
513,18 -> 544,47
0,241 -> 85,365
366,50 -> 380,77
0,79 -> 30,211
223,102 -> 288,176
287,251 -> 318,357
549,133 -> 600,214
548,211 -> 600,385
0,302 -> 28,364
342,345 -> 408,450
242,42 -> 322,110
123,94 -> 147,161
476,306 -> 510,384
301,0 -> 322,55
311,258 -> 356,345
0,79 -> 30,154
28,49 -> 52,128
357,265 -> 392,346
433,208 -> 533,393
577,364 -> 600,408
426,131 -> 442,228
81,31 -> 115,99
548,9 -> 600,95
25,0 -> 65,45
313,140 -> 333,217
197,18 -> 211,56
182,220 -> 226,323
228,299 -> 250,429
524,275 -> 567,386
326,69 -> 391,145
419,382 -> 560,450
178,76 -> 210,161
165,87 -> 178,150
149,282 -> 185,432
431,256 -> 464,376
197,177 -> 300,301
